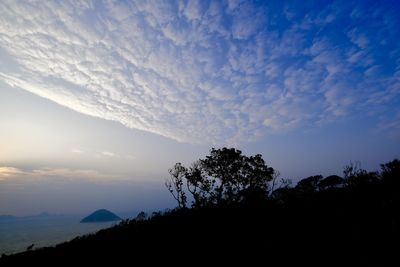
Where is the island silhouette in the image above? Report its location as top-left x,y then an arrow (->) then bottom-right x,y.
80,209 -> 121,223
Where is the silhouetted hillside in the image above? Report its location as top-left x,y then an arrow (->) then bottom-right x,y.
1,150 -> 399,266
80,209 -> 121,223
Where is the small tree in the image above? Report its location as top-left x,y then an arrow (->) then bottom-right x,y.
165,163 -> 187,209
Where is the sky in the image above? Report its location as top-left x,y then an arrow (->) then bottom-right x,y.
0,0 -> 399,216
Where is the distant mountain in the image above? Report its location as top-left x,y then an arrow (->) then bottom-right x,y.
80,209 -> 121,223
26,212 -> 64,219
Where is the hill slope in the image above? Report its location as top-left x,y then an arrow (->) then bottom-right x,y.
1,157 -> 399,266
1,178 -> 399,265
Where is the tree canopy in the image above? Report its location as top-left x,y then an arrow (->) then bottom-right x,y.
166,147 -> 275,208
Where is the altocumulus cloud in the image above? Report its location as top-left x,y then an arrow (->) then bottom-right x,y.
0,0 -> 399,144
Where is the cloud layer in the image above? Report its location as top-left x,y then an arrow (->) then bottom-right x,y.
0,0 -> 399,144
0,166 -> 119,183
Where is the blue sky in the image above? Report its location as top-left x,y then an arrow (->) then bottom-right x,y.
0,0 -> 399,215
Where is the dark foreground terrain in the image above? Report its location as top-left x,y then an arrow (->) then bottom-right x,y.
1,156 -> 399,265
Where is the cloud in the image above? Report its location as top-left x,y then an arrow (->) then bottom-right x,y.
0,1 -> 399,144
71,148 -> 84,154
70,148 -> 135,160
0,166 -> 120,183
100,151 -> 117,158
0,167 -> 25,180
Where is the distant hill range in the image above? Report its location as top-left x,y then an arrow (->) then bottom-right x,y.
80,209 -> 121,223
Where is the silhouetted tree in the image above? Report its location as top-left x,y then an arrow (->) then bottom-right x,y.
135,211 -> 147,221
268,170 -> 281,196
165,163 -> 187,208
318,175 -> 344,190
200,147 -> 245,204
185,161 -> 213,208
270,177 -> 293,202
201,148 -> 275,204
270,187 -> 295,203
167,148 -> 275,207
343,161 -> 363,180
380,159 -> 400,184
296,175 -> 323,193
344,162 -> 379,188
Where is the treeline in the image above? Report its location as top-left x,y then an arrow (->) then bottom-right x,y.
166,147 -> 399,207
1,148 -> 399,265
